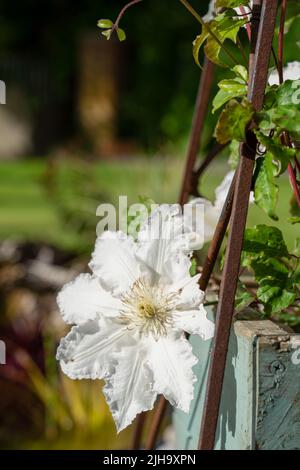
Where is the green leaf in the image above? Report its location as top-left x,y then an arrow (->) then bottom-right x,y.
275,80 -> 300,107
235,290 -> 254,311
258,105 -> 300,138
116,27 -> 126,42
212,79 -> 247,113
257,282 -> 282,305
250,257 -> 288,282
242,225 -> 297,315
254,153 -> 279,220
266,288 -> 296,314
193,11 -> 247,67
97,19 -> 114,29
228,139 -> 240,169
254,131 -> 296,175
215,98 -> 254,144
243,225 -> 289,258
216,0 -> 250,8
101,29 -> 112,40
232,64 -> 248,83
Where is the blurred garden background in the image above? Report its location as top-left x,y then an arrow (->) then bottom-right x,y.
0,0 -> 299,450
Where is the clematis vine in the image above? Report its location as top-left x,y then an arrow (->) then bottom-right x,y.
56,205 -> 214,432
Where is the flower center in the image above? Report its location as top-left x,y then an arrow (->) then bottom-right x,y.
120,277 -> 178,338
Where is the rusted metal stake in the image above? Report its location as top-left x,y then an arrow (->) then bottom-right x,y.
198,0 -> 278,450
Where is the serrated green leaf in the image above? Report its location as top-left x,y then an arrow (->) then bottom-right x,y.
97,19 -> 114,29
215,98 -> 254,144
289,216 -> 300,224
212,79 -> 247,113
257,281 -> 282,304
258,105 -> 300,138
243,225 -> 289,258
254,130 -> 296,175
254,153 -> 279,220
267,289 -> 296,314
193,12 -> 247,67
116,27 -> 126,42
276,80 -> 300,107
232,64 -> 248,83
251,257 -> 289,282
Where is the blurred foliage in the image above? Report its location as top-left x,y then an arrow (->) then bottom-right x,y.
44,158 -> 111,253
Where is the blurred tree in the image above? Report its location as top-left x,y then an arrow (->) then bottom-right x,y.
0,0 -> 212,152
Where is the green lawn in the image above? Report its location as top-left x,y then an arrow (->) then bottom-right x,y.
0,158 -> 298,251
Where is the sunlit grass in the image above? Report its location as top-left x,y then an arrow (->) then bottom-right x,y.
0,157 -> 297,250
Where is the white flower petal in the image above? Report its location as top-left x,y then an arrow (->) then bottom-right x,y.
268,61 -> 300,86
166,273 -> 203,309
137,205 -> 192,278
214,170 -> 234,209
56,318 -> 128,380
172,304 -> 215,340
147,332 -> 197,413
188,197 -> 219,244
89,231 -> 140,296
57,273 -> 122,324
103,343 -> 156,432
203,0 -> 216,22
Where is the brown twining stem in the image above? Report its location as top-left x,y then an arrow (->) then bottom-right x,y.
239,5 -> 251,40
179,58 -> 215,206
278,0 -> 287,84
111,0 -> 143,35
198,0 -> 278,450
190,142 -> 228,197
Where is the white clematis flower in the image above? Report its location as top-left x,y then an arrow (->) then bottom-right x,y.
56,207 -> 214,432
268,61 -> 300,86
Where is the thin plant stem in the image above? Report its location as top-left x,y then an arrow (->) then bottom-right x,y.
111,0 -> 143,33
179,0 -> 240,66
236,36 -> 248,67
239,5 -> 251,39
278,0 -> 287,84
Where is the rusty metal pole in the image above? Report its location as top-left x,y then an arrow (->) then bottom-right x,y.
198,0 -> 278,450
